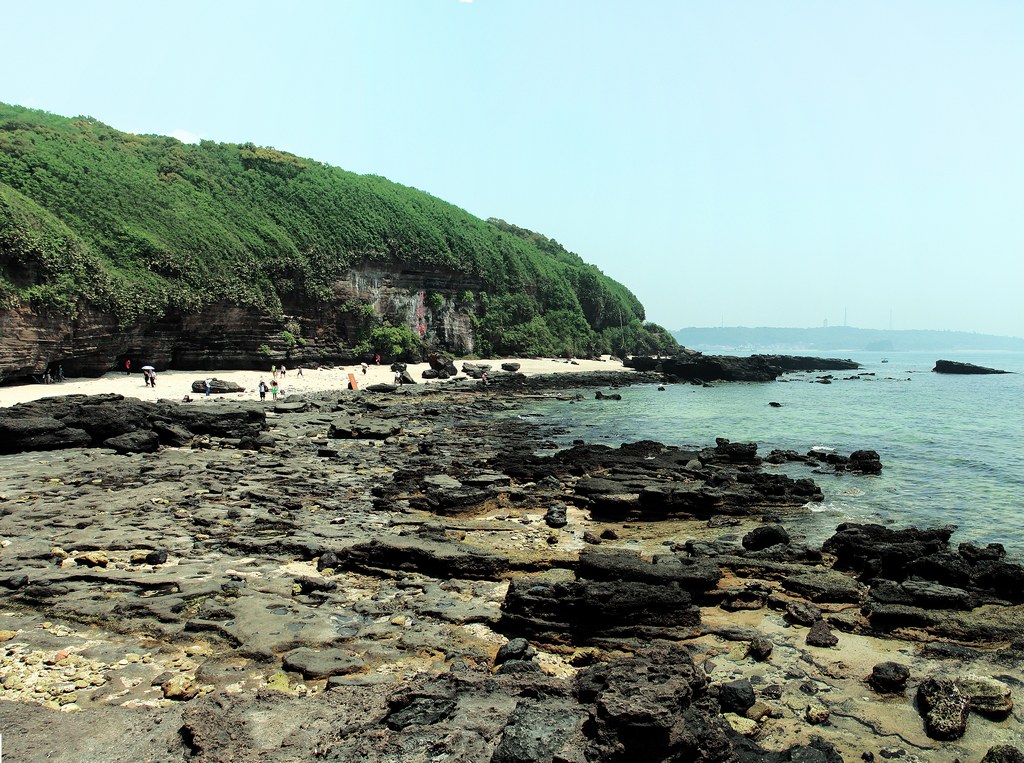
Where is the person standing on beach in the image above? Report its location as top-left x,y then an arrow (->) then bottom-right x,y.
57,365 -> 65,382
125,359 -> 131,375
204,379 -> 212,397
375,354 -> 380,365
150,370 -> 157,388
271,380 -> 279,400
361,362 -> 367,375
143,370 -> 150,387
258,380 -> 267,401
271,365 -> 277,379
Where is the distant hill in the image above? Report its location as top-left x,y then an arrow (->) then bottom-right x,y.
673,326 -> 1024,353
0,102 -> 677,379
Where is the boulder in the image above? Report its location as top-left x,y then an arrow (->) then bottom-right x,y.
461,362 -> 491,379
917,677 -> 969,740
428,352 -> 458,377
191,378 -> 245,394
365,383 -> 399,393
805,620 -> 838,647
162,674 -> 199,701
719,678 -> 756,714
543,504 -> 568,528
494,638 -> 537,666
574,644 -> 733,763
501,362 -> 521,372
742,524 -> 790,551
747,636 -> 773,662
823,523 -> 954,581
848,449 -> 883,474
785,600 -> 822,626
868,662 -> 910,694
954,674 -> 1013,717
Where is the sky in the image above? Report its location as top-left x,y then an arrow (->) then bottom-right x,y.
4,1 -> 1024,337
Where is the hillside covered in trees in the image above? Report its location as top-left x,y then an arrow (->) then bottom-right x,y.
0,103 -> 676,378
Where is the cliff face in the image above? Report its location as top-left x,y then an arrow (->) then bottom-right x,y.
0,264 -> 482,381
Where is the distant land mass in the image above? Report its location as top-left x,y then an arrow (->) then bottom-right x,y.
673,326 -> 1024,353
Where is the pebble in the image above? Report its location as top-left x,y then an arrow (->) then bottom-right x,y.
806,703 -> 831,725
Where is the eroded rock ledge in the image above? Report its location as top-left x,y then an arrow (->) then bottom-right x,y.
0,387 -> 1021,762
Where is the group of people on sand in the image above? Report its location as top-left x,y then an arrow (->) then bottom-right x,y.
257,378 -> 280,401
125,359 -> 157,387
269,364 -> 302,380
41,365 -> 65,384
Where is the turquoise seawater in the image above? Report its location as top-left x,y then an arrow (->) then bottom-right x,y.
526,351 -> 1024,559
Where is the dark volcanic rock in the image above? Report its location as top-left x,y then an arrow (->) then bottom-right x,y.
103,429 -> 160,454
490,698 -> 578,762
917,677 -> 969,740
823,523 -> 954,581
848,449 -> 883,474
742,524 -> 790,551
501,552 -> 707,646
501,572 -> 701,645
719,678 -> 756,714
933,359 -> 1009,374
336,537 -> 510,580
748,636 -> 773,661
0,394 -> 265,453
494,638 -> 536,665
328,416 -> 402,439
805,620 -> 839,647
627,353 -> 859,382
869,661 -> 910,694
543,504 -> 568,528
982,745 -> 1024,763
575,644 -> 733,763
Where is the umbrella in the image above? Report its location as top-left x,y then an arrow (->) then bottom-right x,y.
141,365 -> 155,371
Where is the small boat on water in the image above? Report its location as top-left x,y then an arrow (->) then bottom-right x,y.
881,358 -> 889,363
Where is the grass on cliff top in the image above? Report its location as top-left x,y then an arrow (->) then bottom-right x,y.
0,102 -> 677,357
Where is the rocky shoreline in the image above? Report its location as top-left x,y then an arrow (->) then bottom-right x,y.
1,377 -> 1022,762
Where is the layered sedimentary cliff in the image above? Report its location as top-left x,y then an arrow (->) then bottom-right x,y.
0,265 -> 482,382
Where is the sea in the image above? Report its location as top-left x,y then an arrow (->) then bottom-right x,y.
523,350 -> 1024,560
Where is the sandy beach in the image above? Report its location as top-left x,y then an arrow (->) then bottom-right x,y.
0,356 -> 628,408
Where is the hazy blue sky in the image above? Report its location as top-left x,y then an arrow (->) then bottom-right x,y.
5,1 -> 1023,337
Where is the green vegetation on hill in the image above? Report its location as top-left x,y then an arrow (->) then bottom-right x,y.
0,102 -> 676,358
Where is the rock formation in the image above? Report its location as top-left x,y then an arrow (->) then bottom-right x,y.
933,359 -> 1010,374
